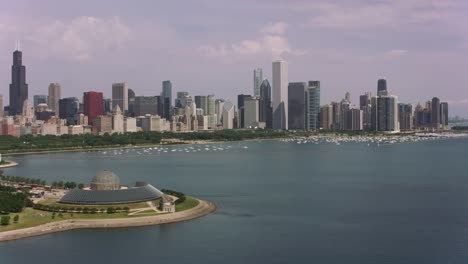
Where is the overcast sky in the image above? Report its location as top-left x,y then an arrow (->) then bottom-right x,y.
1,0 -> 467,116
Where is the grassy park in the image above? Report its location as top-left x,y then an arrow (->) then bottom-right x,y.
0,196 -> 200,232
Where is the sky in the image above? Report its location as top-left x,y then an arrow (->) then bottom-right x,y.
0,0 -> 467,117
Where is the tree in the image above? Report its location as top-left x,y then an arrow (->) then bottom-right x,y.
78,183 -> 84,189
13,215 -> 19,223
1,215 -> 10,225
90,208 -> 97,214
64,182 -> 77,189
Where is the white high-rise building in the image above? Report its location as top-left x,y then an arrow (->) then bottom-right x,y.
222,101 -> 234,129
272,60 -> 288,130
254,68 -> 263,97
112,82 -> 129,114
48,83 -> 61,113
215,99 -> 225,125
112,105 -> 124,134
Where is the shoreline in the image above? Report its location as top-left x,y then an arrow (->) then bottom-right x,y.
1,138 -> 282,157
0,198 -> 216,242
0,161 -> 18,168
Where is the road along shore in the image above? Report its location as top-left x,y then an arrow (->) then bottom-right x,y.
0,198 -> 216,242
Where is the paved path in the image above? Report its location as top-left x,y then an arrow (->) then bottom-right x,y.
0,198 -> 216,242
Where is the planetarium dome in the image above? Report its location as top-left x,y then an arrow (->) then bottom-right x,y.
90,170 -> 121,191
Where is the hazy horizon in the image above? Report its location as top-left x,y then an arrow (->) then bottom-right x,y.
1,0 -> 467,117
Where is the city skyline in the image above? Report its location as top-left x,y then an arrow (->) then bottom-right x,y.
0,1 -> 467,117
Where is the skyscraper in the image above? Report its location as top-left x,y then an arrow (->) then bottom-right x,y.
207,95 -> 215,116
259,79 -> 272,129
377,95 -> 399,131
48,83 -> 61,114
360,92 -> 372,130
128,89 -> 135,116
305,81 -> 320,131
59,97 -> 79,125
9,49 -> 28,115
254,68 -> 263,97
162,81 -> 172,120
237,94 -> 252,128
320,104 -> 333,130
195,95 -> 208,115
377,79 -> 388,96
133,96 -> 161,116
272,60 -> 288,130
431,97 -> 441,129
103,98 -> 112,114
440,102 -> 449,129
288,82 -> 307,130
398,103 -> 413,131
244,97 -> 259,128
222,101 -> 234,129
112,82 -> 128,114
33,95 -> 48,108
83,91 -> 104,125
215,99 -> 225,125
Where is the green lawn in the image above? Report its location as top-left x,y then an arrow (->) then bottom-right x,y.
175,196 -> 199,212
0,196 -> 200,232
37,199 -> 157,210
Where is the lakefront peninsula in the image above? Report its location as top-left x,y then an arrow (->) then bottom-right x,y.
0,170 -> 216,242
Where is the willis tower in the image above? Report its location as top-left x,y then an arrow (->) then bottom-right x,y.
9,45 -> 28,115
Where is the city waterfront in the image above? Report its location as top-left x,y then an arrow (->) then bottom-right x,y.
1,138 -> 468,263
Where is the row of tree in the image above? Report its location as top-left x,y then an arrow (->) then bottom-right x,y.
0,174 -> 46,186
51,181 -> 84,189
33,204 -> 130,214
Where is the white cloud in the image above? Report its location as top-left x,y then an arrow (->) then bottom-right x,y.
260,22 -> 288,35
198,22 -> 304,61
22,16 -> 130,61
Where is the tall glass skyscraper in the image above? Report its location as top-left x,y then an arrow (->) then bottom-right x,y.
162,80 -> 172,120
288,82 -> 307,130
305,81 -> 320,131
9,49 -> 29,115
259,79 -> 272,128
254,68 -> 263,97
112,82 -> 128,114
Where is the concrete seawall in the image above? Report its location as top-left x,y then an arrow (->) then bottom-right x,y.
0,199 -> 216,242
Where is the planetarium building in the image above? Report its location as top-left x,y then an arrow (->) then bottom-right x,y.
59,170 -> 163,205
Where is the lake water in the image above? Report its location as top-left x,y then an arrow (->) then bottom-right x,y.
1,138 -> 468,264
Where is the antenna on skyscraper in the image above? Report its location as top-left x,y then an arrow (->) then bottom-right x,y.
17,40 -> 21,51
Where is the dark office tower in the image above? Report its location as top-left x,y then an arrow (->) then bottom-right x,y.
59,97 -> 79,125
359,92 -> 371,108
440,102 -> 449,129
398,103 -> 413,131
288,82 -> 307,130
431,97 -> 441,129
128,89 -> 135,116
134,96 -> 161,116
237,94 -> 252,128
103,98 -> 112,113
259,79 -> 272,128
175,92 -> 188,108
9,49 -> 29,115
83,92 -> 103,125
360,92 -> 372,130
162,81 -> 172,120
377,79 -> 388,96
195,95 -> 208,114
